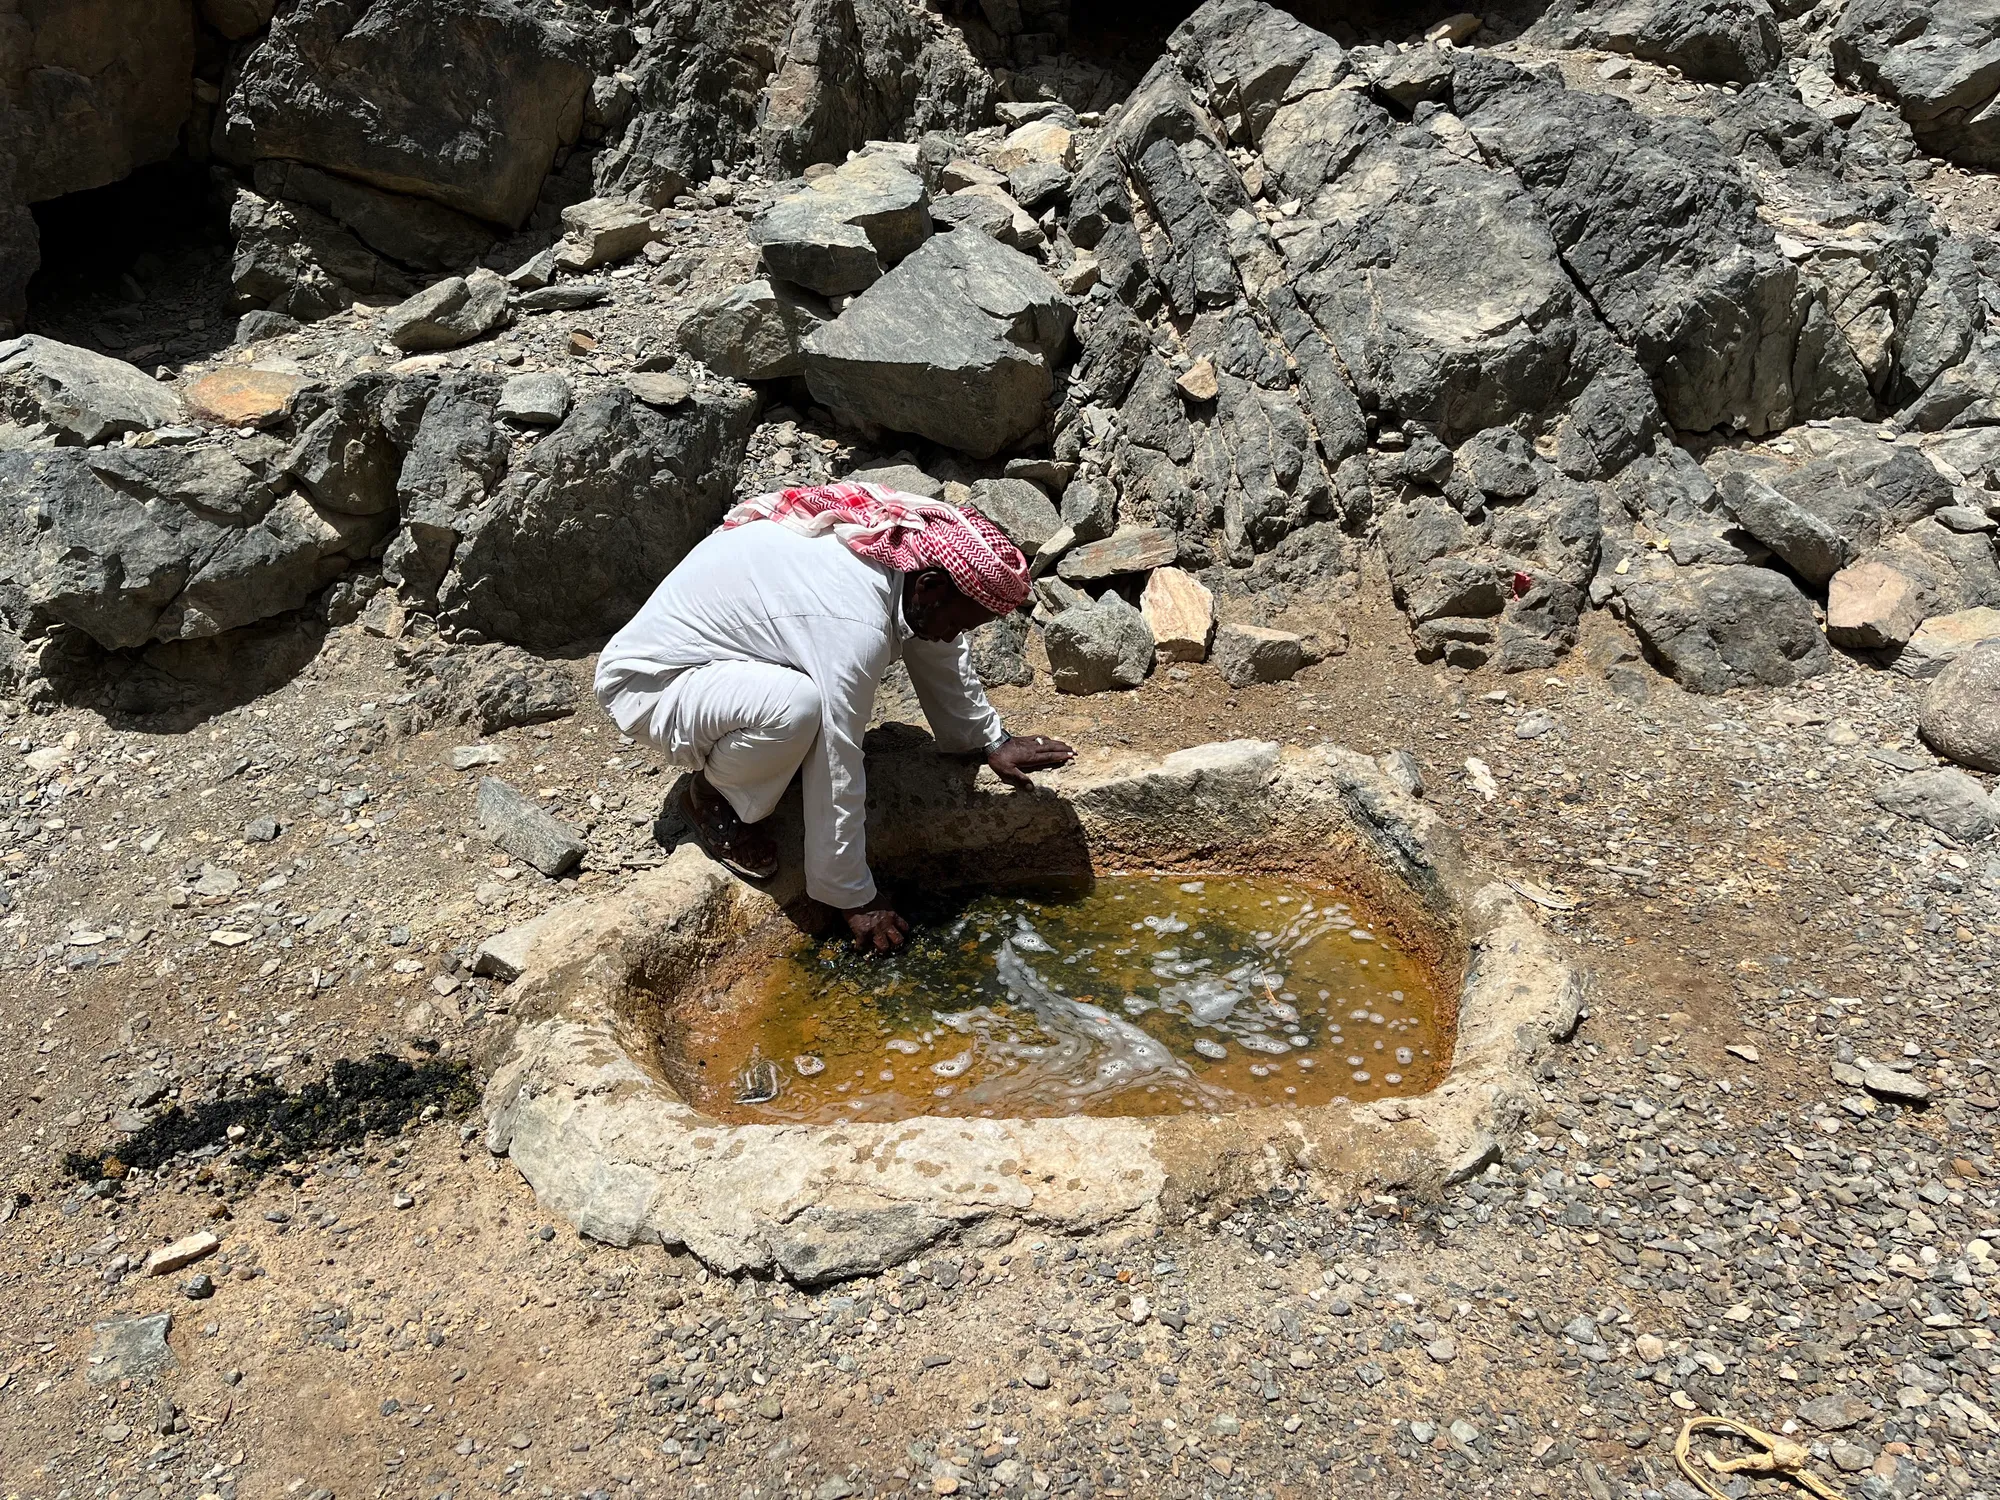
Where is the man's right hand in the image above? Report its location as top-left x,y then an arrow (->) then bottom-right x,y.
844,899 -> 910,953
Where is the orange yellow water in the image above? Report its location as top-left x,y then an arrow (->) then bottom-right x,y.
675,872 -> 1449,1124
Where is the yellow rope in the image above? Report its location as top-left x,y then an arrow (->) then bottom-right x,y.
1672,1416 -> 1847,1500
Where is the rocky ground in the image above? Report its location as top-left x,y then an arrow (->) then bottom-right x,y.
1,579 -> 1996,1500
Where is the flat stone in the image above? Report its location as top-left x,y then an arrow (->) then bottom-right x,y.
969,477 -> 1060,554
934,184 -> 1045,253
1860,1063 -> 1931,1104
450,743 -> 506,770
1059,477 -> 1114,543
1826,560 -> 1928,650
496,372 -> 572,426
939,158 -> 1004,192
1873,768 -> 1998,841
1056,528 -> 1177,583
1892,607 -> 2000,678
625,372 -> 691,409
846,461 -> 943,499
1920,643 -> 2000,772
1212,623 -> 1305,688
1176,358 -> 1219,403
556,197 -> 656,270
513,284 -> 611,313
1140,567 -> 1215,662
1799,1393 -> 1875,1432
990,118 -> 1075,174
144,1231 -> 220,1277
474,910 -> 555,982
88,1313 -> 174,1386
476,777 -> 587,877
184,367 -> 302,428
0,336 -> 186,443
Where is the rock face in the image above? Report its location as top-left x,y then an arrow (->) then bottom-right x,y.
2,0 -> 197,323
0,338 -> 186,443
214,0 -> 594,227
1920,644 -> 2000,773
1834,0 -> 2000,170
803,229 -> 1073,458
1530,0 -> 1783,84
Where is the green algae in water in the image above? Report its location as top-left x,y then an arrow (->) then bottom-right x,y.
684,872 -> 1449,1124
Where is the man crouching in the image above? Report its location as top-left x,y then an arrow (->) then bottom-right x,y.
594,482 -> 1075,951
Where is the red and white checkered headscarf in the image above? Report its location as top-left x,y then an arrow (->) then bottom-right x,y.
721,482 -> 1031,615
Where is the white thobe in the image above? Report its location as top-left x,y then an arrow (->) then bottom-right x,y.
593,522 -> 1006,908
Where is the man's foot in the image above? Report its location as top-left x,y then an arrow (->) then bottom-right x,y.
679,774 -> 779,881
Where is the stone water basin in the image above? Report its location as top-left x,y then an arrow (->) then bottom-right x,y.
480,739 -> 1583,1282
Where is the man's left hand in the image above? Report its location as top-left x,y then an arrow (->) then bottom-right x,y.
987,734 -> 1075,788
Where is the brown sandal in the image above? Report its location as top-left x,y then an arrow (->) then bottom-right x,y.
678,776 -> 779,881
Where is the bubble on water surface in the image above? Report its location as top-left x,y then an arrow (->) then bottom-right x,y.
1192,1038 -> 1229,1060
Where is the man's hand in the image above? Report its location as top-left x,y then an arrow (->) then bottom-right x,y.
987,733 -> 1075,788
843,897 -> 910,953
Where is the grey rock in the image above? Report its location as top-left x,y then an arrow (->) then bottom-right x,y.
0,445 -> 325,650
251,160 -> 496,271
450,744 -> 506,771
846,461 -> 944,499
496,373 -> 572,427
969,613 -> 1035,688
1379,749 -> 1424,797
513,284 -> 610,313
243,815 -> 281,844
1798,1393 -> 1874,1433
1056,528 -> 1178,582
1859,1062 -> 1931,1103
476,778 -> 588,877
214,0 -> 592,227
1610,559 -> 1831,693
1530,0 -> 1783,85
1833,1 -> 2000,170
1455,55 -> 1803,436
803,229 -> 1073,459
380,270 -> 511,353
969,478 -> 1061,554
437,385 -> 757,649
1717,469 -> 1852,585
751,151 -> 931,296
416,644 -> 579,735
1212,623 -> 1305,688
1919,645 -> 2000,773
558,197 -> 657,271
0,338 -> 186,444
1044,593 -> 1154,693
1060,477 -> 1115,543
234,310 -> 303,347
227,188 -> 409,323
385,375 -> 508,609
88,1313 -> 175,1386
677,279 -> 828,381
1873,768 -> 1998,841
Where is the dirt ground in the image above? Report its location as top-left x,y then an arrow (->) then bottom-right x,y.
1,563 -> 1996,1500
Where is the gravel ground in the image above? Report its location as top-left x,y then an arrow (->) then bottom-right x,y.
0,579 -> 1995,1500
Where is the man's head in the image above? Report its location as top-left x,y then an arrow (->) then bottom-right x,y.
903,567 -> 1004,640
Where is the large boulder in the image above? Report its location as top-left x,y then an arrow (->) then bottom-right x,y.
7,0 -> 195,205
0,338 -> 186,444
1919,643 -> 2000,772
802,228 -> 1073,458
750,149 -> 931,297
214,0 -> 593,227
1530,0 -> 1783,85
0,445 -> 333,649
1609,557 -> 1832,692
1044,593 -> 1154,693
435,384 -> 758,648
1833,0 -> 2000,170
677,279 -> 828,381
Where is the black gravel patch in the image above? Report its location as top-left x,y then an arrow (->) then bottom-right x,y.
62,1052 -> 478,1182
